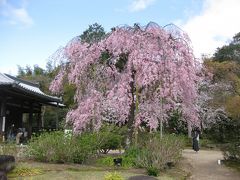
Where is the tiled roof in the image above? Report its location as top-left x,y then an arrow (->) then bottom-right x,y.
0,73 -> 61,103
0,73 -> 14,85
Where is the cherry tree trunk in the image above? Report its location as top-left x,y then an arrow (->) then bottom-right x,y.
127,69 -> 136,145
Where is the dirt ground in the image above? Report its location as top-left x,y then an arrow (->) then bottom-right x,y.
182,149 -> 240,180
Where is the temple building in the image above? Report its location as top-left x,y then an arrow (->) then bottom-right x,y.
0,73 -> 62,141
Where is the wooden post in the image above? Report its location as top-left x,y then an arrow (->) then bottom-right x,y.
56,103 -> 59,130
0,99 -> 6,142
41,106 -> 45,128
28,103 -> 33,138
37,112 -> 41,132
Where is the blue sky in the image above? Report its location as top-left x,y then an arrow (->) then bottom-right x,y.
0,0 -> 239,75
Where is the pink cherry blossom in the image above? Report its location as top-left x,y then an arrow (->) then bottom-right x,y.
50,22 -> 201,133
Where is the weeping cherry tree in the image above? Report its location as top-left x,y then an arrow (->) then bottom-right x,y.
50,22 -> 200,142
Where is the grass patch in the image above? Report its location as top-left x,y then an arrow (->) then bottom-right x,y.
8,167 -> 44,178
7,161 -> 188,180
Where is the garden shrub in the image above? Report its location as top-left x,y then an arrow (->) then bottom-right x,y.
0,142 -> 27,161
164,109 -> 188,135
204,118 -> 240,162
97,155 -> 134,168
222,142 -> 240,162
27,131 -> 99,163
71,133 -> 99,163
97,124 -> 126,154
0,143 -> 18,156
27,131 -> 69,162
134,134 -> 184,172
146,167 -> 159,177
96,156 -> 115,166
122,146 -> 141,167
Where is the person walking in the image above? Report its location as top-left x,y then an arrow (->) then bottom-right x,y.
192,127 -> 200,152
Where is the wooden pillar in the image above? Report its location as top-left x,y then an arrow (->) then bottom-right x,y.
56,103 -> 59,130
0,99 -> 6,142
41,106 -> 45,128
37,112 -> 41,132
28,103 -> 33,138
20,101 -> 24,128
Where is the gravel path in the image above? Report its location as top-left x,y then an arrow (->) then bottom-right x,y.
182,149 -> 240,180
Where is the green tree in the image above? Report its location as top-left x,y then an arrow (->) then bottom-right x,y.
213,32 -> 240,62
204,48 -> 240,161
80,23 -> 106,44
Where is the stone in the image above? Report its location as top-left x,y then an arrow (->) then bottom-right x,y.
0,155 -> 15,172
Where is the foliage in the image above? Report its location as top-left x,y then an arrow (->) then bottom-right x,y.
70,132 -> 99,164
223,160 -> 240,172
225,96 -> 240,121
50,22 -> 200,143
0,143 -> 18,156
222,142 -> 240,162
123,146 -> 142,167
213,32 -> 240,63
96,144 -> 139,168
164,109 -> 188,135
104,171 -> 124,180
97,154 -> 136,168
203,34 -> 240,162
146,167 -> 159,177
27,131 -> 99,163
204,116 -> 240,143
63,83 -> 77,108
98,124 -> 126,154
80,23 -> 106,44
27,131 -> 69,162
42,106 -> 68,130
0,143 -> 27,161
213,44 -> 240,63
96,156 -> 115,166
134,134 -> 184,171
115,133 -> 185,171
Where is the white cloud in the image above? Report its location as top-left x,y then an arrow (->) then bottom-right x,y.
11,7 -> 33,25
179,0 -> 240,58
0,65 -> 18,75
0,0 -> 33,27
129,0 -> 156,12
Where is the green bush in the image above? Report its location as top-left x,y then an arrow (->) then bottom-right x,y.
122,146 -> 141,167
164,109 -> 188,135
27,131 -> 99,163
96,156 -> 115,166
222,142 -> 240,162
0,143 -> 18,156
98,124 -> 126,154
27,131 -> 69,162
134,134 -> 184,171
204,118 -> 240,162
71,133 -> 99,163
97,155 -> 133,168
146,167 -> 159,177
97,146 -> 141,168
